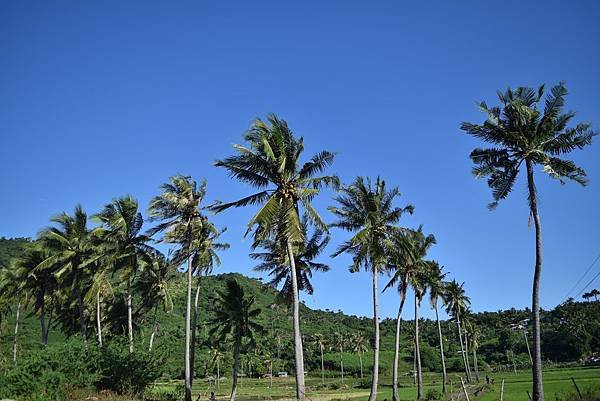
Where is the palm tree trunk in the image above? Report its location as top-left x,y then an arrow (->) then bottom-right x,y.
149,305 -> 158,351
217,356 -> 221,390
392,284 -> 407,401
190,277 -> 201,386
127,279 -> 133,353
524,330 -> 533,366
359,350 -> 364,380
184,256 -> 193,401
96,290 -> 103,347
456,313 -> 470,382
526,159 -> 544,401
339,344 -> 344,384
230,338 -> 240,401
415,294 -> 423,401
46,306 -> 53,345
40,300 -> 47,348
320,344 -> 325,385
464,328 -> 473,382
286,240 -> 306,401
368,267 -> 380,401
435,304 -> 447,393
473,347 -> 480,382
76,281 -> 87,347
12,299 -> 21,364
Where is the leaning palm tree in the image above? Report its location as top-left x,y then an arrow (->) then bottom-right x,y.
384,227 -> 435,401
462,83 -> 595,401
208,279 -> 262,401
212,114 -> 338,401
427,263 -> 449,393
37,205 -> 94,346
443,280 -> 471,382
149,175 -> 225,401
95,195 -> 156,353
351,334 -> 369,380
311,333 -> 327,384
330,176 -> 413,401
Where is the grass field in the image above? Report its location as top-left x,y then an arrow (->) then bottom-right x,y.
151,367 -> 600,401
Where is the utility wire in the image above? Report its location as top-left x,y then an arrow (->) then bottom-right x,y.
562,250 -> 600,302
574,269 -> 600,300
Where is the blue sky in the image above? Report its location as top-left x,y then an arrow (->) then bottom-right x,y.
1,1 -> 599,320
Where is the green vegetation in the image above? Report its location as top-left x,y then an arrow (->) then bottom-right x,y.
0,94 -> 597,401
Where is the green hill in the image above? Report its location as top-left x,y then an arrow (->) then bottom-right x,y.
1,237 -> 599,380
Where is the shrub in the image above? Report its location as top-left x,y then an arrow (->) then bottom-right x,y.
425,389 -> 444,401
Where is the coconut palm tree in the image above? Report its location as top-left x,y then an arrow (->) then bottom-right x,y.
189,220 -> 228,385
37,205 -> 94,346
332,332 -> 346,384
462,83 -> 595,401
443,280 -> 471,382
311,333 -> 327,384
426,263 -> 449,393
83,256 -> 113,347
466,322 -> 481,382
0,264 -> 27,363
251,217 -> 330,304
208,279 -> 262,401
384,227 -> 435,401
208,345 -> 224,390
212,114 -> 338,401
14,245 -> 56,347
95,195 -> 156,353
133,252 -> 174,351
330,176 -> 413,401
148,175 -> 223,401
351,334 -> 369,380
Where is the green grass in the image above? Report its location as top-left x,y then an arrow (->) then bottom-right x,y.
150,367 -> 600,401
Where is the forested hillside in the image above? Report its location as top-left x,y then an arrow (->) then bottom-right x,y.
1,237 -> 598,380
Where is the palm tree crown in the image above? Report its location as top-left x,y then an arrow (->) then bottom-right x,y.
462,83 -> 595,209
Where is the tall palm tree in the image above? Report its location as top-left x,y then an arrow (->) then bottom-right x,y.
384,227 -> 435,401
332,332 -> 346,384
443,280 -> 471,382
427,263 -> 449,393
462,83 -> 595,401
351,334 -> 369,380
208,279 -> 262,401
95,195 -> 155,353
330,176 -> 413,401
189,220 -> 228,385
251,217 -> 330,304
149,175 -> 224,401
212,114 -> 338,401
37,205 -> 94,346
311,333 -> 327,384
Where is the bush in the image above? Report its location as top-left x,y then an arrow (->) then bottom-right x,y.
425,389 -> 444,401
146,385 -> 185,401
95,340 -> 164,395
0,337 -> 164,400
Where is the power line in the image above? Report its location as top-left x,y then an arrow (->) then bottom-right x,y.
574,269 -> 600,299
563,250 -> 600,302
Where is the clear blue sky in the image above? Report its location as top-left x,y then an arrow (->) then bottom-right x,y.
1,1 -> 599,320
